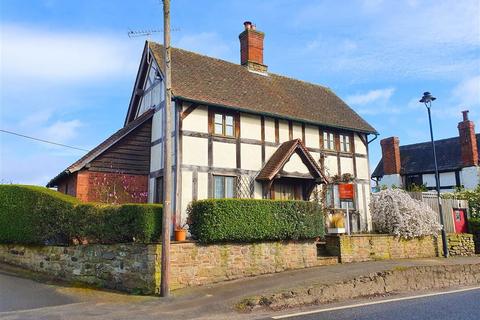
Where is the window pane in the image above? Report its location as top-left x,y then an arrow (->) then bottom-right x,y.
225,115 -> 233,126
214,113 -> 223,124
329,133 -> 335,150
225,124 -> 234,136
215,123 -> 223,134
225,177 -> 235,198
345,136 -> 350,152
214,176 -> 225,198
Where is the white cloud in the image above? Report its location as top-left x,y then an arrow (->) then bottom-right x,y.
346,88 -> 395,105
292,0 -> 480,81
43,119 -> 83,143
1,24 -> 139,84
452,75 -> 480,108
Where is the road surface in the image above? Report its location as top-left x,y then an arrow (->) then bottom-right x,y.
272,287 -> 480,320
0,271 -> 75,312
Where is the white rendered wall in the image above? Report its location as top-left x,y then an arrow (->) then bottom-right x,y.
213,142 -> 236,168
324,155 -> 338,176
354,133 -> 367,155
355,157 -> 369,180
278,120 -> 289,142
305,125 -> 319,149
182,136 -> 208,166
461,166 -> 480,190
292,123 -> 302,139
241,144 -> 262,170
283,153 -> 310,174
340,157 -> 354,175
264,117 -> 275,142
240,114 -> 261,140
182,105 -> 208,133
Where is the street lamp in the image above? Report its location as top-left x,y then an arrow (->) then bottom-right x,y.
419,92 -> 448,258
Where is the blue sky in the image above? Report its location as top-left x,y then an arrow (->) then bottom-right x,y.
1,0 -> 479,185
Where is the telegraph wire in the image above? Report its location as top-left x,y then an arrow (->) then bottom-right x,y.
0,129 -> 89,152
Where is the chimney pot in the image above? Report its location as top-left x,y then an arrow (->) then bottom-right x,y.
243,21 -> 252,30
462,110 -> 469,121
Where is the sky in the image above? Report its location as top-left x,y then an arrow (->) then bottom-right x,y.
1,0 -> 479,185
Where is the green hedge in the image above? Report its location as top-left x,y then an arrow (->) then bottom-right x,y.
0,185 -> 162,245
187,199 -> 324,244
469,217 -> 480,234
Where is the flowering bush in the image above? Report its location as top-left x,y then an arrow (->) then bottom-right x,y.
370,189 -> 441,238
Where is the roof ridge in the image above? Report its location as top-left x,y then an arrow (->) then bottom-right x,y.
400,135 -> 462,149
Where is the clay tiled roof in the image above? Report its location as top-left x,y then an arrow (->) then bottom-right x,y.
148,42 -> 376,134
372,134 -> 480,178
46,109 -> 154,187
257,139 -> 326,182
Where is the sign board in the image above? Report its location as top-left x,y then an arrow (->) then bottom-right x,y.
339,183 -> 355,200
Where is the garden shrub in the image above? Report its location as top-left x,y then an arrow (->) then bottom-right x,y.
370,188 -> 442,238
187,199 -> 324,243
469,217 -> 480,234
0,185 -> 162,245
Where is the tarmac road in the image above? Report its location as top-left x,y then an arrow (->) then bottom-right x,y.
0,271 -> 76,312
272,287 -> 480,320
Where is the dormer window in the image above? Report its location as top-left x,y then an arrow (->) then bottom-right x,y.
214,113 -> 235,137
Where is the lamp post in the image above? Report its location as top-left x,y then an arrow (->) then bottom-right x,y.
419,92 -> 448,258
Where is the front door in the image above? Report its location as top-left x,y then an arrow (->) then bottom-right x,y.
273,181 -> 303,200
452,209 -> 468,233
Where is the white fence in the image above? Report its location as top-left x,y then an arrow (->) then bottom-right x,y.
407,192 -> 468,233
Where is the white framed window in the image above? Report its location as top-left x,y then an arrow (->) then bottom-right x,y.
323,132 -> 335,150
214,113 -> 235,137
214,175 -> 236,198
340,134 -> 351,152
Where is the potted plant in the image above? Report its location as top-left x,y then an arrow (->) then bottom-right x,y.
174,223 -> 188,241
328,211 -> 346,234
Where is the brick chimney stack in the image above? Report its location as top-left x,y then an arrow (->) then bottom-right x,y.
239,21 -> 267,73
458,110 -> 478,167
381,137 -> 401,175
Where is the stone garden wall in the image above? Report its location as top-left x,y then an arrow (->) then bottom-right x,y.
0,240 -> 336,293
0,244 -> 160,294
447,233 -> 475,256
325,234 -> 443,263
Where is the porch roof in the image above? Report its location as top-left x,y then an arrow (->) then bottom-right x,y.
256,139 -> 327,182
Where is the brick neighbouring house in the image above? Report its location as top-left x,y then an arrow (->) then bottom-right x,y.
372,110 -> 480,191
48,22 -> 377,230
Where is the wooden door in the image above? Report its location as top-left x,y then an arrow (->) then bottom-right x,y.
452,209 -> 468,233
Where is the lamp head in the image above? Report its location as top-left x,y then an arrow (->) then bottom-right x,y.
419,91 -> 436,104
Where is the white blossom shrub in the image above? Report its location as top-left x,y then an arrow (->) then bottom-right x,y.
370,189 -> 442,238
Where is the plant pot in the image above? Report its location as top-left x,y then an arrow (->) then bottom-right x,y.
328,227 -> 346,234
174,229 -> 187,241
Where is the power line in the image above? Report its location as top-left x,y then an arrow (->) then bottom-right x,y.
0,129 -> 89,152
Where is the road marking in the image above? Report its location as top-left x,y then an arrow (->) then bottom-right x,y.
272,286 -> 480,319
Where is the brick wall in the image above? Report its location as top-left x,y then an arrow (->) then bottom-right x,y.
66,170 -> 148,203
326,234 -> 443,263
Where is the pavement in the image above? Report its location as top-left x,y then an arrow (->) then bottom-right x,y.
1,256 -> 480,320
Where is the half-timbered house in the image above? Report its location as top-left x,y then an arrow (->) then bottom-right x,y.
48,22 -> 377,231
